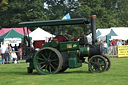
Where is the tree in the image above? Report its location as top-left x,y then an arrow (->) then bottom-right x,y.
0,0 -> 128,37
44,0 -> 79,20
0,0 -> 8,11
43,0 -> 81,37
0,0 -> 47,28
117,0 -> 128,27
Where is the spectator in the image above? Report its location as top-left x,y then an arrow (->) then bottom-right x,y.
13,44 -> 18,51
122,40 -> 126,45
5,45 -> 12,64
100,40 -> 104,48
9,44 -> 13,48
111,39 -> 118,55
74,36 -> 78,41
125,40 -> 128,45
103,41 -> 108,54
0,45 -> 3,64
18,44 -> 22,60
108,42 -> 113,55
79,32 -> 88,45
117,39 -> 122,46
11,49 -> 17,64
100,40 -> 103,44
1,42 -> 7,64
0,45 -> 1,53
111,39 -> 117,46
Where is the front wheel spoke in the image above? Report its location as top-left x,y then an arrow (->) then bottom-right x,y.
91,61 -> 95,64
92,66 -> 95,70
96,68 -> 99,72
97,58 -> 101,64
50,64 -> 56,70
97,66 -> 101,71
101,66 -> 105,70
99,61 -> 105,66
93,58 -> 97,62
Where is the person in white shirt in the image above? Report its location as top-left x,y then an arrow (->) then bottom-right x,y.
103,41 -> 108,54
11,50 -> 17,64
1,42 -> 7,64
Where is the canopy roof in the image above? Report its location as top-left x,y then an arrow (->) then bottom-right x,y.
111,27 -> 128,40
29,27 -> 54,41
96,30 -> 101,37
0,27 -> 31,36
107,29 -> 117,36
19,18 -> 89,27
0,29 -> 24,41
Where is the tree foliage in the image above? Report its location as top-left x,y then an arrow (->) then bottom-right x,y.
0,0 -> 8,11
0,0 -> 128,36
0,0 -> 46,28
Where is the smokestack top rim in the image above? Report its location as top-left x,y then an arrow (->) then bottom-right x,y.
91,15 -> 96,18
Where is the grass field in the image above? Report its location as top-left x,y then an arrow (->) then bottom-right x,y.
0,58 -> 128,85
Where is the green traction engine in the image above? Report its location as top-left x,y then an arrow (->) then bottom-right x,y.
19,15 -> 111,75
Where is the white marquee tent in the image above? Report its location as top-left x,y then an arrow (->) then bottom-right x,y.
29,27 -> 55,41
87,27 -> 128,42
111,27 -> 128,40
87,28 -> 111,42
97,28 -> 111,41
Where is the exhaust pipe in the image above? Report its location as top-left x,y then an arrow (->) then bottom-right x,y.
91,15 -> 97,45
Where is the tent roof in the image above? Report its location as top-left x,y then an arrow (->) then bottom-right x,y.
0,28 -> 31,36
19,18 -> 89,27
0,29 -> 24,41
97,28 -> 111,37
107,29 -> 118,36
111,27 -> 128,40
87,28 -> 109,38
96,30 -> 101,37
29,27 -> 54,41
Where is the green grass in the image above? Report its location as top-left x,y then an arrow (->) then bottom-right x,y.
0,58 -> 128,85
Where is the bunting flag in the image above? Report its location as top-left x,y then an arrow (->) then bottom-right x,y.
62,13 -> 71,19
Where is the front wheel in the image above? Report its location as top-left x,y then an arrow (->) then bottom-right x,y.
33,47 -> 63,75
102,54 -> 111,71
88,55 -> 107,73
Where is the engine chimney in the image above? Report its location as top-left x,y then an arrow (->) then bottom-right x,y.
91,15 -> 97,45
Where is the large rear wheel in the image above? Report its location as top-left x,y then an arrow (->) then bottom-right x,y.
33,47 -> 63,75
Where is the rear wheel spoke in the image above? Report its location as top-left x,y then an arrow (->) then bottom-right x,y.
40,64 -> 46,69
51,62 -> 58,65
38,58 -> 45,61
41,53 -> 47,59
51,59 -> 58,62
45,65 -> 48,72
48,51 -> 52,58
38,62 -> 45,65
45,50 -> 48,57
50,64 -> 56,70
49,65 -> 52,72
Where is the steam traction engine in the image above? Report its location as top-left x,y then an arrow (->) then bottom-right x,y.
19,15 -> 111,75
